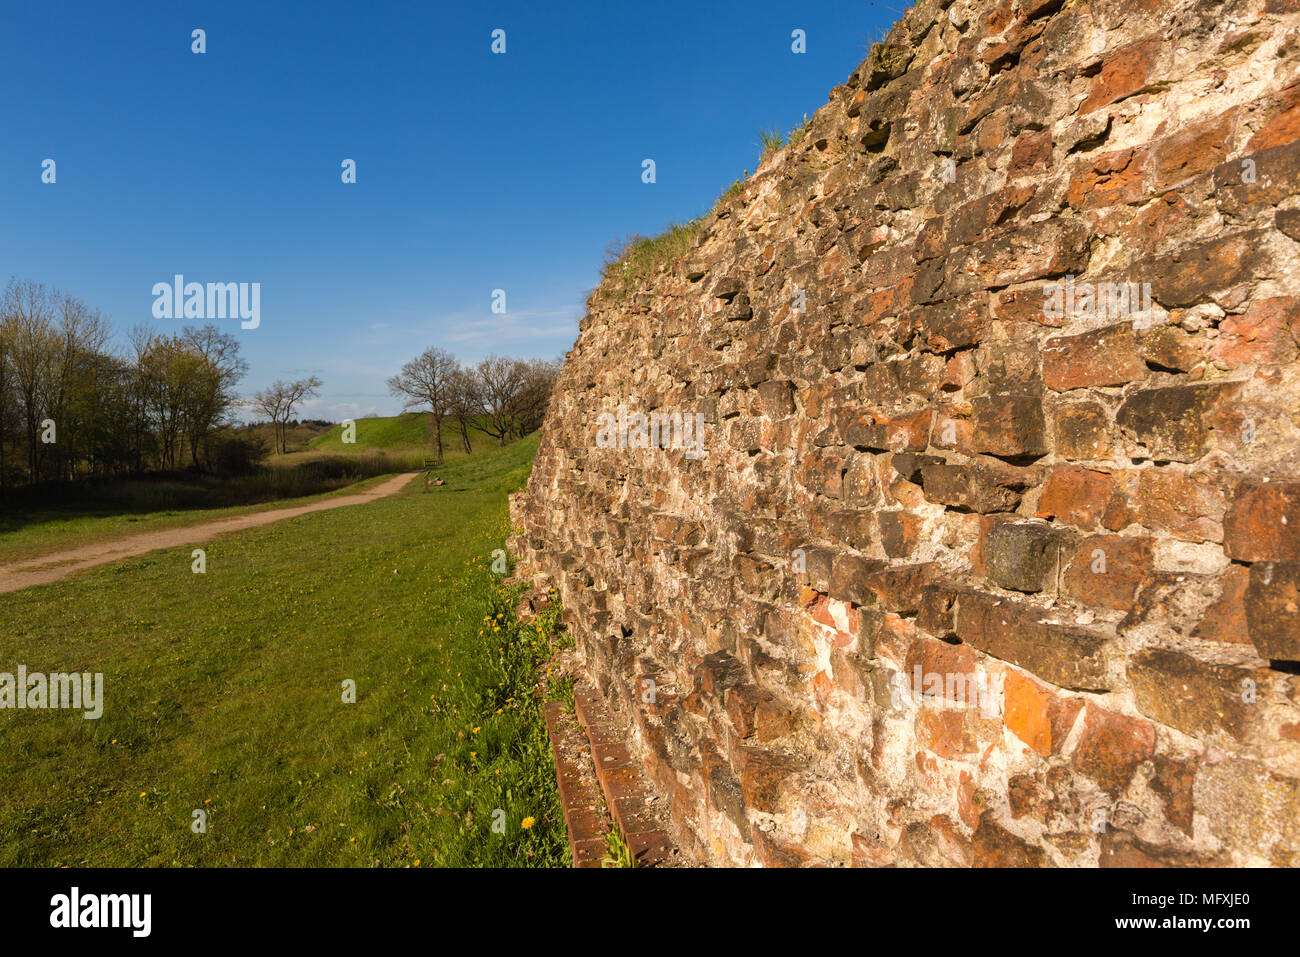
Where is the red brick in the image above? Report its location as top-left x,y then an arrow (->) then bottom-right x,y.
724,685 -> 767,738
1073,703 -> 1156,798
946,586 -> 1113,691
737,746 -> 799,813
1080,39 -> 1160,114
1212,298 -> 1300,368
922,459 -> 1034,513
1003,669 -> 1051,756
1128,649 -> 1263,740
1153,111 -> 1237,190
1224,482 -> 1300,562
1246,82 -> 1300,152
861,278 -> 914,324
1135,468 -> 1227,543
929,814 -> 974,866
1051,400 -> 1112,460
1043,323 -> 1146,391
804,590 -> 836,629
1035,465 -> 1128,530
1010,128 -> 1053,174
877,510 -> 921,559
1062,534 -> 1154,611
1151,755 -> 1196,837
754,697 -> 799,742
904,634 -> 979,706
1140,323 -> 1209,372
851,830 -> 895,867
1245,562 -> 1300,661
1100,831 -> 1213,867
1005,668 -> 1084,757
919,708 -> 976,758
967,393 -> 1047,457
1066,147 -> 1149,209
972,818 -> 1047,866
992,284 -> 1066,327
1116,381 -> 1242,461
1120,188 -> 1194,249
1192,565 -> 1252,644
863,561 -> 939,614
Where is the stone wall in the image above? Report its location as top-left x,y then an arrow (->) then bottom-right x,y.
511,0 -> 1300,866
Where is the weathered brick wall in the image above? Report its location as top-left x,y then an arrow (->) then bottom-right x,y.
511,0 -> 1300,866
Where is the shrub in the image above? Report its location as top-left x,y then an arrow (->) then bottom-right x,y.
209,430 -> 269,476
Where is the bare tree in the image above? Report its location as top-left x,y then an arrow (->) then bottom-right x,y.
445,365 -> 479,455
471,354 -> 528,447
248,385 -> 286,455
387,347 -> 456,460
281,376 -> 322,447
510,357 -> 561,438
250,376 -> 321,455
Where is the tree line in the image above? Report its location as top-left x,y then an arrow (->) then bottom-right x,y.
387,348 -> 560,460
0,279 -> 248,487
0,277 -> 565,488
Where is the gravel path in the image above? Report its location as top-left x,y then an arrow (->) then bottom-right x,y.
0,472 -> 419,595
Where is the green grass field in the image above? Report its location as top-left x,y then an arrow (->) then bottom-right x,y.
1,411 -> 500,566
0,433 -> 568,867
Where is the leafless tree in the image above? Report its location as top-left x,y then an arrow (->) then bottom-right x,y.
250,376 -> 321,455
387,347 -> 456,460
470,354 -> 527,447
510,357 -> 561,438
445,365 -> 480,455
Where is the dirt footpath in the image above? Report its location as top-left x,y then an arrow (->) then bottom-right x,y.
0,472 -> 419,595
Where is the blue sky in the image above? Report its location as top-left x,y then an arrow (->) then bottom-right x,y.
1,0 -> 896,420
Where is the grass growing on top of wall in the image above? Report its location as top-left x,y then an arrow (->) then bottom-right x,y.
596,114 -> 817,303
758,127 -> 785,163
598,221 -> 704,300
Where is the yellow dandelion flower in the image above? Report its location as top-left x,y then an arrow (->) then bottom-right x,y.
521,816 -> 536,829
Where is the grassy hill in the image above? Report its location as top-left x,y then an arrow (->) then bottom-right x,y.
309,412 -> 448,453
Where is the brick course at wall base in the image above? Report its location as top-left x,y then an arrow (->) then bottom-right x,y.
510,0 -> 1300,866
